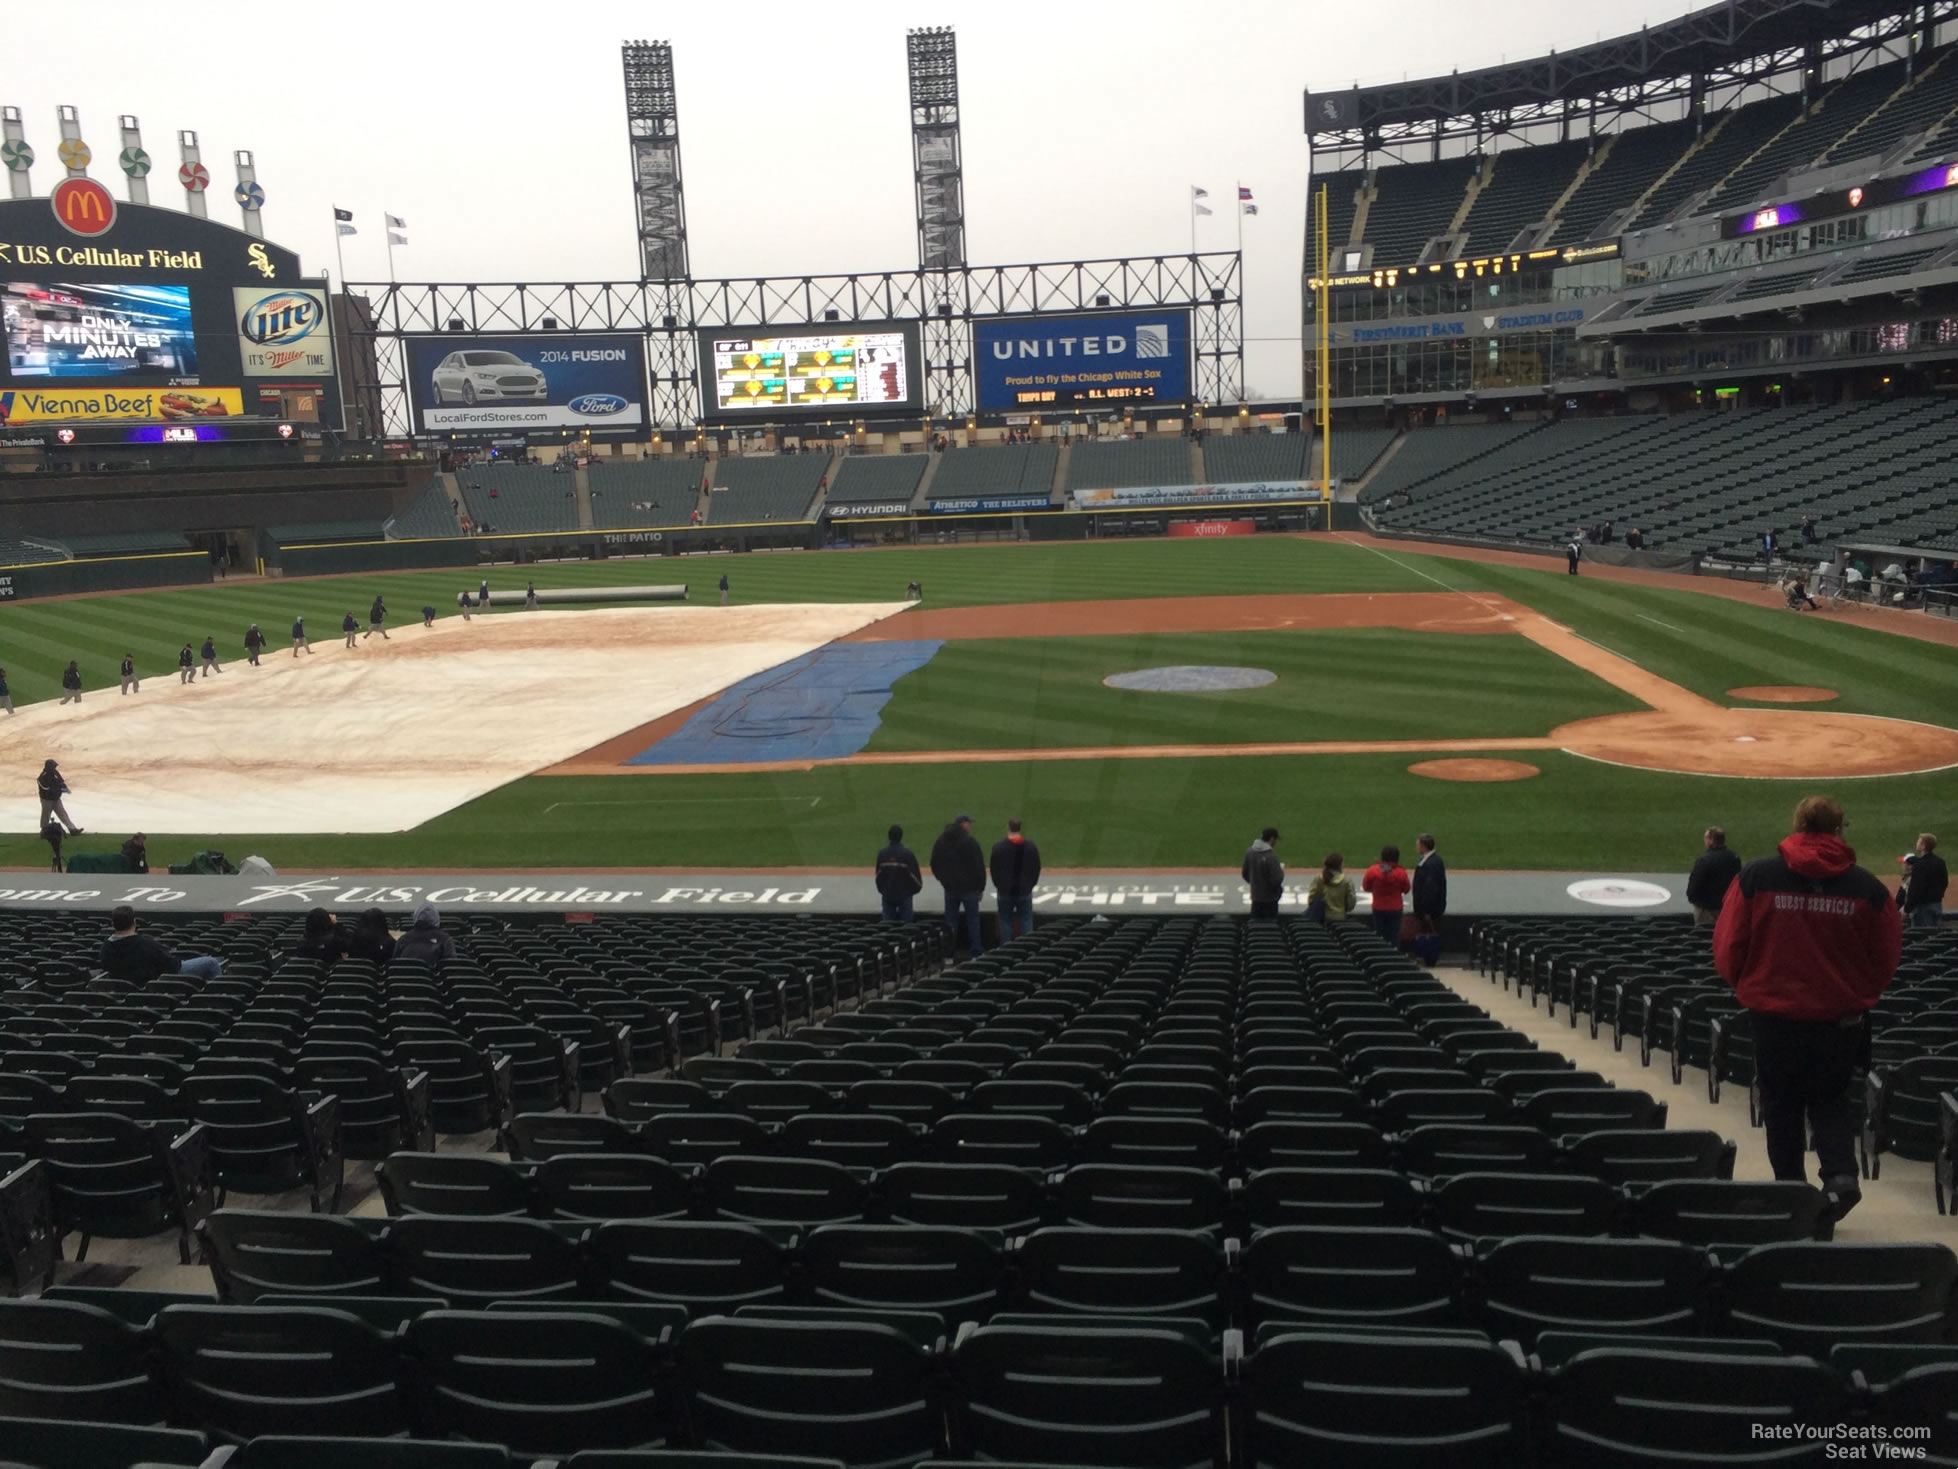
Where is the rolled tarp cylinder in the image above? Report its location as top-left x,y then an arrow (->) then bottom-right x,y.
460,585 -> 689,607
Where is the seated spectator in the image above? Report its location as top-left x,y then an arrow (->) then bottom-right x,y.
394,902 -> 457,969
344,906 -> 397,966
99,905 -> 222,984
42,819 -> 64,873
292,906 -> 347,966
120,833 -> 148,874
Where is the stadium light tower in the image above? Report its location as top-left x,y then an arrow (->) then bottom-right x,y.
622,40 -> 689,283
907,26 -> 965,271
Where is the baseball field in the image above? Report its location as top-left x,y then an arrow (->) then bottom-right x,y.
0,532 -> 1953,873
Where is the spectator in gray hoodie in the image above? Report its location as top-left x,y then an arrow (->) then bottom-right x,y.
1243,828 -> 1284,919
393,902 -> 456,970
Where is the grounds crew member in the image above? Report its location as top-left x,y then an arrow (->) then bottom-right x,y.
292,616 -> 312,656
59,661 -> 82,705
37,759 -> 80,835
244,624 -> 266,666
366,596 -> 390,640
930,813 -> 987,954
0,667 -> 13,714
1714,795 -> 1900,1220
1242,827 -> 1284,919
1686,826 -> 1743,926
525,582 -> 539,610
178,643 -> 195,683
342,612 -> 359,648
875,824 -> 924,924
119,653 -> 139,695
199,636 -> 222,677
422,604 -> 437,629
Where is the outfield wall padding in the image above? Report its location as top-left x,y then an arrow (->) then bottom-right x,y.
0,552 -> 212,600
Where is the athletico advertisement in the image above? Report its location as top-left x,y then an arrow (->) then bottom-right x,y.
233,287 -> 333,377
974,310 -> 1192,411
3,282 -> 198,378
406,333 -> 648,433
0,385 -> 245,425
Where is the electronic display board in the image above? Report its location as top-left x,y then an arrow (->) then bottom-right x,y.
974,310 -> 1191,410
4,282 -> 198,378
698,321 -> 923,417
404,333 -> 649,434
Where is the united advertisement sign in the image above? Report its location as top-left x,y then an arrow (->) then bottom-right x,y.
974,309 -> 1193,411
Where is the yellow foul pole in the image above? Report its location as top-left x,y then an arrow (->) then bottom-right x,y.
1315,183 -> 1333,528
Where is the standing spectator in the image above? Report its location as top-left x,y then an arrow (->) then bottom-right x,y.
1625,527 -> 1645,552
1686,826 -> 1743,925
37,760 -> 80,836
929,813 -> 986,954
1242,827 -> 1285,919
1306,852 -> 1355,923
989,818 -> 1043,941
1362,845 -> 1411,947
1409,833 -> 1447,965
1762,528 -> 1778,563
200,636 -> 221,677
342,612 -> 359,648
292,616 -> 312,656
1565,536 -> 1582,576
874,824 -> 923,924
1714,796 -> 1900,1217
99,905 -> 222,984
719,572 -> 730,606
244,624 -> 265,667
41,818 -> 63,873
59,661 -> 82,704
178,643 -> 196,683
1801,515 -> 1819,546
1901,834 -> 1948,930
292,907 -> 346,967
344,907 -> 396,966
365,596 -> 390,640
0,666 -> 12,715
422,604 -> 437,629
525,582 -> 539,610
394,902 -> 458,970
119,653 -> 139,695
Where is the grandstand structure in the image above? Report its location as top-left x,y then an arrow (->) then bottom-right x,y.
1306,0 -> 1958,407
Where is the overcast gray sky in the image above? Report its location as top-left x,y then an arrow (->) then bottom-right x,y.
8,0 -> 1676,398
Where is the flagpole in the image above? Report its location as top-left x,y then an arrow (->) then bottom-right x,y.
332,210 -> 348,296
385,214 -> 396,284
1190,193 -> 1197,259
1236,180 -> 1244,262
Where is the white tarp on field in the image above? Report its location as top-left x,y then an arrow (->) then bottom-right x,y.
0,603 -> 902,835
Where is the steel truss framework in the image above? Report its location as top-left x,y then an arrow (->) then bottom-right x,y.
622,40 -> 689,282
350,253 -> 1243,434
1307,0 -> 1958,168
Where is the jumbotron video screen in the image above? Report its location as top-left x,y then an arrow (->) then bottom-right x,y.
701,323 -> 920,415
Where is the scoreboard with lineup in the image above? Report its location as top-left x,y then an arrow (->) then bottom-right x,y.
698,322 -> 922,418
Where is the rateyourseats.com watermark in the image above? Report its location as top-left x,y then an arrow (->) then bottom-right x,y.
1753,1424 -> 1932,1459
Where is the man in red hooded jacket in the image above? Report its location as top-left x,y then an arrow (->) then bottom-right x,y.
1714,795 -> 1901,1220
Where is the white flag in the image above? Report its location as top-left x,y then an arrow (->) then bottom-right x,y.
1191,185 -> 1209,199
386,213 -> 406,229
1194,202 -> 1213,217
336,223 -> 357,236
388,231 -> 408,246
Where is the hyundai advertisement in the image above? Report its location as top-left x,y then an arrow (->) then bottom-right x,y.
3,281 -> 199,379
974,309 -> 1192,410
405,333 -> 648,432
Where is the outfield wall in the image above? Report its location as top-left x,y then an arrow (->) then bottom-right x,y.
0,550 -> 213,599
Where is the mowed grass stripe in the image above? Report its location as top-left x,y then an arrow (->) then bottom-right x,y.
865,630 -> 1644,751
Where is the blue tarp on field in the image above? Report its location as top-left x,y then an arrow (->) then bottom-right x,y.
628,640 -> 945,765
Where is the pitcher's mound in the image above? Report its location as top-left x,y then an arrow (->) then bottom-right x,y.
1409,758 -> 1542,783
1104,666 -> 1277,692
1727,685 -> 1838,703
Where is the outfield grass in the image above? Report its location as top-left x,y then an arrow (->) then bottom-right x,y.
867,630 -> 1641,750
1,534 -> 1954,872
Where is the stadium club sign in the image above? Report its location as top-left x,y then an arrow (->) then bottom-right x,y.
1072,481 -> 1321,509
1333,303 -> 1593,345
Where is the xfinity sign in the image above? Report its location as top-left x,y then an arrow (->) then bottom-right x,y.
975,309 -> 1191,411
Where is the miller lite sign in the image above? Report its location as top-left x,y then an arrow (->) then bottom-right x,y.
233,286 -> 333,376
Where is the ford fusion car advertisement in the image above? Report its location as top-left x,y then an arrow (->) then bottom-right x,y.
405,333 -> 648,431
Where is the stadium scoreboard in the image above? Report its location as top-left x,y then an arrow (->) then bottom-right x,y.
697,321 -> 923,418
